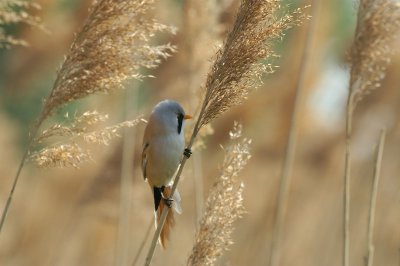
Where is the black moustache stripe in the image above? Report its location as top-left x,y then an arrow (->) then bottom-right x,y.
177,113 -> 184,134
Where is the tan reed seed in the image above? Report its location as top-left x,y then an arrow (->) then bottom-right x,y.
348,0 -> 400,110
187,122 -> 251,266
0,0 -> 176,236
30,143 -> 92,168
35,111 -> 109,142
39,0 -> 176,122
30,0 -> 176,166
198,0 -> 308,128
30,111 -> 143,168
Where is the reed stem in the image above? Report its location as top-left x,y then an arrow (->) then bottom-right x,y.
268,1 -> 318,265
115,87 -> 137,265
132,220 -> 153,266
0,125 -> 40,234
366,129 -> 386,266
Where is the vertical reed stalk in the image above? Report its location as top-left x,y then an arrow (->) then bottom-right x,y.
343,6 -> 362,265
343,0 -> 400,264
115,87 -> 138,266
0,125 -> 41,234
398,248 -> 400,266
193,154 -> 204,226
343,98 -> 353,266
0,0 -> 45,231
269,1 -> 318,266
1,0 -> 175,236
365,129 -> 386,266
132,220 -> 153,266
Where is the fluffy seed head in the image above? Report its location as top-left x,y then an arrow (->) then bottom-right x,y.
349,0 -> 400,109
187,122 -> 251,266
198,0 -> 308,128
40,0 -> 176,122
31,111 -> 142,168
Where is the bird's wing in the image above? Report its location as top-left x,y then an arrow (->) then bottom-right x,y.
142,142 -> 149,180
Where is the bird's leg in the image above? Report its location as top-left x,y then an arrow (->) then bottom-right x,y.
162,197 -> 173,208
183,148 -> 192,158
160,186 -> 173,208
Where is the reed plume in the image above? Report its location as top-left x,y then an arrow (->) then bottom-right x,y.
39,0 -> 176,122
144,1 -> 307,264
348,0 -> 400,112
187,122 -> 251,266
0,0 -> 42,48
1,0 -> 175,234
30,111 -> 143,168
343,1 -> 400,266
198,0 -> 308,128
32,0 -> 174,166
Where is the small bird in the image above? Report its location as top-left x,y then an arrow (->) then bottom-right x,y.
142,99 -> 192,248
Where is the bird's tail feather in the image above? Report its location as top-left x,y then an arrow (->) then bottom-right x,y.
154,186 -> 181,249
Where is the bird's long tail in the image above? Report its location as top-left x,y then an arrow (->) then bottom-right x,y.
153,186 -> 182,249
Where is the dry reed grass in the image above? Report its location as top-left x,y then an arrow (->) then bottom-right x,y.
365,129 -> 386,266
343,1 -> 400,266
144,0 -> 307,264
30,111 -> 143,168
39,0 -> 176,122
25,0 -> 177,166
187,122 -> 251,266
0,0 -> 176,234
198,0 -> 308,128
348,0 -> 400,112
115,87 -> 140,266
2,0 -> 400,265
268,1 -> 319,265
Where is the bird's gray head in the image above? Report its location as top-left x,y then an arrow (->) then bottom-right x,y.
150,100 -> 192,135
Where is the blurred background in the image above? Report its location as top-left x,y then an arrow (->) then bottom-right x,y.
0,0 -> 400,265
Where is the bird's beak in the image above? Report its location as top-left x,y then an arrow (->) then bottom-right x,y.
184,114 -> 193,120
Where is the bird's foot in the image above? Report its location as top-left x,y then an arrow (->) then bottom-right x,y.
184,148 -> 192,158
162,196 -> 173,208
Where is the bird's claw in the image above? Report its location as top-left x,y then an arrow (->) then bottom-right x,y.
184,148 -> 192,158
162,197 -> 173,208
